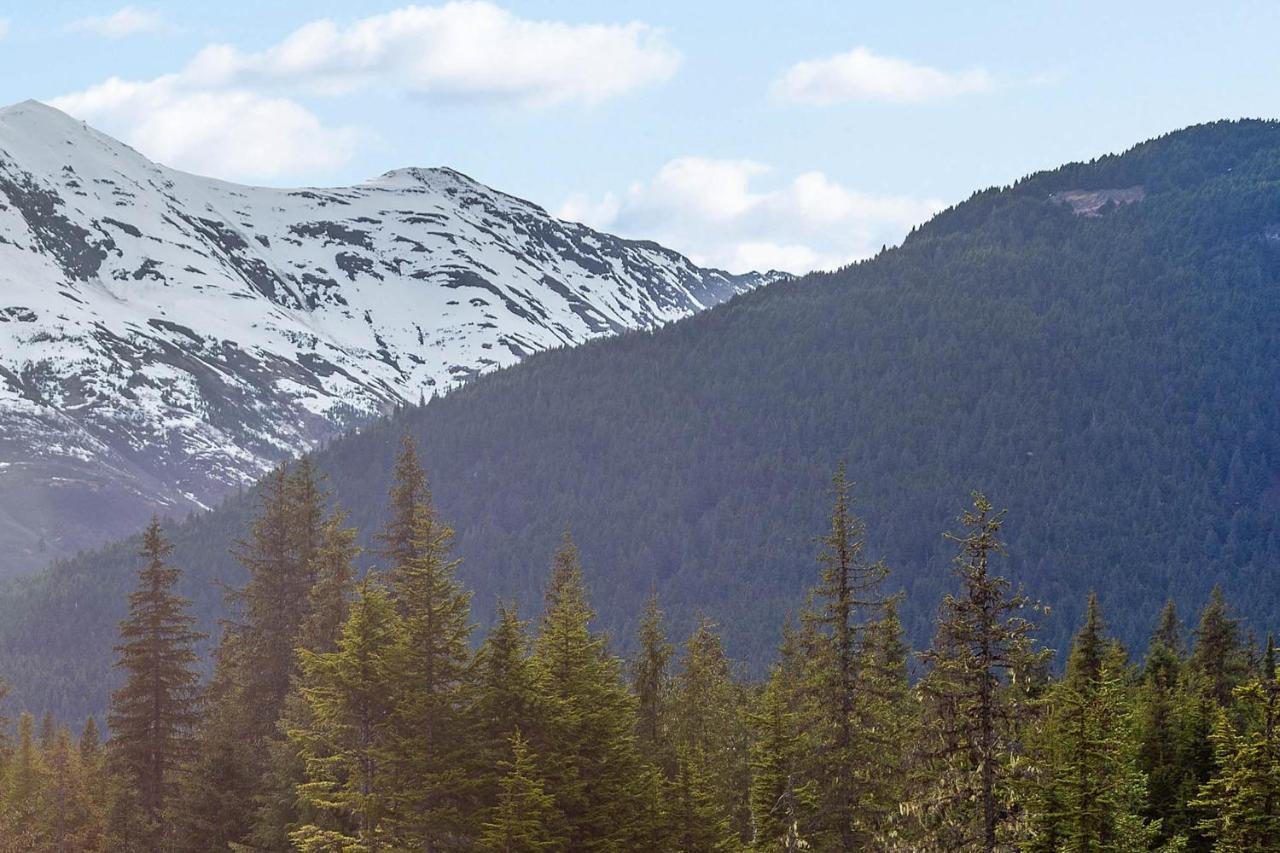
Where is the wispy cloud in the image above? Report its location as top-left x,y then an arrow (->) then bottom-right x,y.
773,47 -> 992,105
66,6 -> 165,39
0,19 -> 10,39
51,2 -> 680,181
559,157 -> 944,274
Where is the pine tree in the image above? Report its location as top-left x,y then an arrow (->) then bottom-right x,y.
632,589 -> 675,774
670,616 -> 751,843
290,578 -> 409,852
252,507 -> 361,850
79,717 -> 102,766
108,518 -> 204,848
748,623 -> 816,850
479,730 -> 561,853
1192,587 -> 1248,709
665,745 -> 739,853
910,493 -> 1049,852
1192,644 -> 1280,852
1,713 -> 42,845
855,598 -> 917,848
376,437 -> 475,849
797,462 -> 893,849
1137,600 -> 1199,845
468,602 -> 542,824
177,461 -> 331,851
530,530 -> 647,851
1027,595 -> 1163,851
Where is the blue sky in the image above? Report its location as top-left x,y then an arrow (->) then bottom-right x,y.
2,1 -> 1278,272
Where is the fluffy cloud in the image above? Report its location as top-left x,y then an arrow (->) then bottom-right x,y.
51,3 -> 679,181
50,79 -> 362,181
559,158 -> 943,274
182,2 -> 681,105
773,47 -> 992,105
0,19 -> 9,39
66,6 -> 164,38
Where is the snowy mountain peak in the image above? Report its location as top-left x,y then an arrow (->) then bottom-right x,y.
0,100 -> 787,573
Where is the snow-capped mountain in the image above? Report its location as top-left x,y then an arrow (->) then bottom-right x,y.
0,100 -> 785,574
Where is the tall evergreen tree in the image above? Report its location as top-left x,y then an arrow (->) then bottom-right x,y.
1,713 -> 42,850
797,462 -> 893,849
468,603 -> 542,823
376,436 -> 475,849
176,461 -> 330,851
290,578 -> 409,853
1192,587 -> 1248,709
478,730 -> 561,853
748,621 -> 816,851
855,598 -> 917,848
910,493 -> 1049,852
670,616 -> 751,843
530,530 -> 647,851
1137,600 -> 1200,845
1192,644 -> 1280,852
1027,595 -> 1164,851
108,518 -> 204,849
632,589 -> 675,774
252,507 -> 362,850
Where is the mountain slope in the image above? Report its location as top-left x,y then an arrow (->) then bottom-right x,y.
4,119 -> 1280,721
0,100 -> 780,573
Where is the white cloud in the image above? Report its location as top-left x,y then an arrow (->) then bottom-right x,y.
559,157 -> 944,274
0,19 -> 10,39
67,6 -> 164,38
773,47 -> 992,105
51,3 -> 678,182
51,78 -> 362,182
183,2 -> 680,105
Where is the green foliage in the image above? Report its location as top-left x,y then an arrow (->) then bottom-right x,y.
289,578 -> 408,852
478,730 -> 560,853
528,532 -> 648,851
107,518 -> 204,846
909,494 -> 1051,851
9,119 -> 1280,726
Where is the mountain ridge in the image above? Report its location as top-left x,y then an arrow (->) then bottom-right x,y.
0,99 -> 784,574
4,117 -> 1279,722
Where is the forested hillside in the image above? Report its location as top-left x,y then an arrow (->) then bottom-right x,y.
3,118 -> 1279,722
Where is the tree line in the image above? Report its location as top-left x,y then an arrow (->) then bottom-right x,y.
0,439 -> 1276,852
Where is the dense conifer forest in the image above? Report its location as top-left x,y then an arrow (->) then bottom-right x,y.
3,118 -> 1279,724
3,442 -> 1279,852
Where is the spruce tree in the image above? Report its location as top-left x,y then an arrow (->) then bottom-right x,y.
632,589 -> 675,773
1,713 -> 43,852
748,622 -> 816,850
666,744 -> 739,853
377,436 -> 475,848
290,578 -> 409,852
1027,595 -> 1163,851
1192,587 -> 1248,709
479,730 -> 561,853
251,507 -> 361,851
177,461 -> 330,851
911,493 -> 1049,852
797,462 -> 893,849
1192,648 -> 1280,851
468,603 -> 542,824
670,616 -> 751,842
1137,600 -> 1199,845
108,518 -> 204,848
530,530 -> 647,851
855,598 -> 917,848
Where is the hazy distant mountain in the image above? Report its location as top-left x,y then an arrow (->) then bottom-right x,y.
0,100 -> 784,573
